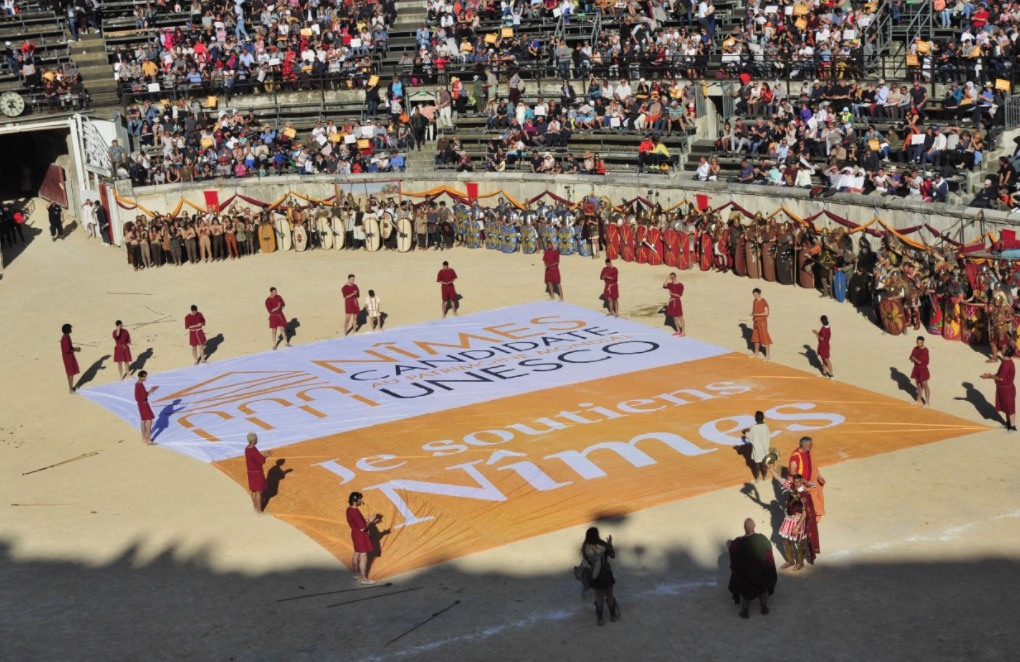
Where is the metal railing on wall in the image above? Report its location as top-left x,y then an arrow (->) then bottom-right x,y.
1005,94 -> 1020,130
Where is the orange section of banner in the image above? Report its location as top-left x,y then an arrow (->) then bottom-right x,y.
214,354 -> 985,578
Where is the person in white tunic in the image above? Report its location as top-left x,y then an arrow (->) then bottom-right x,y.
742,410 -> 779,482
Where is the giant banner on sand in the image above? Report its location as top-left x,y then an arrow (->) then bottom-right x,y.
83,303 -> 987,577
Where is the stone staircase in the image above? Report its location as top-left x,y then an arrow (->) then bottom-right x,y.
72,31 -> 119,110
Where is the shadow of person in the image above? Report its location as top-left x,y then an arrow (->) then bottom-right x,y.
129,348 -> 154,375
261,459 -> 293,510
801,344 -> 822,372
443,297 -> 464,317
378,311 -> 388,330
151,398 -> 184,441
0,223 -> 43,268
889,366 -> 917,398
739,480 -> 787,551
355,308 -> 368,333
957,381 -> 1001,422
367,520 -> 392,571
204,334 -> 225,360
734,443 -> 758,480
738,322 -> 753,350
74,354 -> 111,389
285,318 -> 300,343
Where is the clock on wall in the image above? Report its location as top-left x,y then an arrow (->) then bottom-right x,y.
0,91 -> 25,117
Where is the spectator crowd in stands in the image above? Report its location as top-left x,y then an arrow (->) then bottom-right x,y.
3,38 -> 90,110
113,0 -> 396,98
105,0 -> 1019,203
115,102 -> 408,184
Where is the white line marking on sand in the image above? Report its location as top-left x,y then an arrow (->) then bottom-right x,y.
364,580 -> 717,661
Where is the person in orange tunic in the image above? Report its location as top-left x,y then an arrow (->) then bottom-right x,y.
266,287 -> 290,349
750,288 -> 772,360
113,320 -> 133,380
788,436 -> 826,520
437,261 -> 459,318
600,258 -> 619,317
60,323 -> 81,393
543,240 -> 563,301
663,273 -> 685,336
184,305 -> 207,365
341,274 -> 360,335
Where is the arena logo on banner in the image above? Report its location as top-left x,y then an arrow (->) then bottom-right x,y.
80,303 -> 727,463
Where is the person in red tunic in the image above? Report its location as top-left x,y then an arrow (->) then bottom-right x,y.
341,274 -> 361,335
812,315 -> 832,379
663,272 -> 685,336
60,323 -> 81,393
245,432 -> 272,513
437,261 -> 459,318
909,335 -> 930,407
347,491 -> 382,584
600,258 -> 619,317
750,288 -> 772,360
788,436 -> 826,520
543,240 -> 563,301
113,320 -> 133,380
266,287 -> 290,349
135,370 -> 158,445
184,305 -> 207,365
982,346 -> 1016,432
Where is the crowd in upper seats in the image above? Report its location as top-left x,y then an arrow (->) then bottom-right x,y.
113,0 -> 396,98
3,38 -> 91,110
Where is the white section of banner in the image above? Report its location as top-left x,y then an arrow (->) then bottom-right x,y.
80,302 -> 728,463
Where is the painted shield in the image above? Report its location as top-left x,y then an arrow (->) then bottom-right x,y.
646,226 -> 663,266
699,233 -> 711,271
961,303 -> 986,346
293,224 -> 308,252
879,296 -> 907,336
522,225 -> 538,254
258,222 -> 276,254
833,269 -> 847,303
663,229 -> 678,268
558,225 -> 575,256
942,299 -> 962,342
635,225 -> 648,264
678,231 -> 691,270
396,218 -> 413,253
620,224 -> 635,263
606,223 -> 620,260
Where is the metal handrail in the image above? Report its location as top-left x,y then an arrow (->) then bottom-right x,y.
1005,93 -> 1020,130
900,0 -> 933,41
869,1 -> 893,74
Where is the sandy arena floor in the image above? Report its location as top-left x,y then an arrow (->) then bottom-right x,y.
1,202 -> 1018,661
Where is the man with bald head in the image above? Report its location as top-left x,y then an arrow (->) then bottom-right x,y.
727,518 -> 778,618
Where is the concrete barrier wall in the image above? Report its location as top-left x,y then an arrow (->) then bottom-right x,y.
118,172 -> 1020,246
